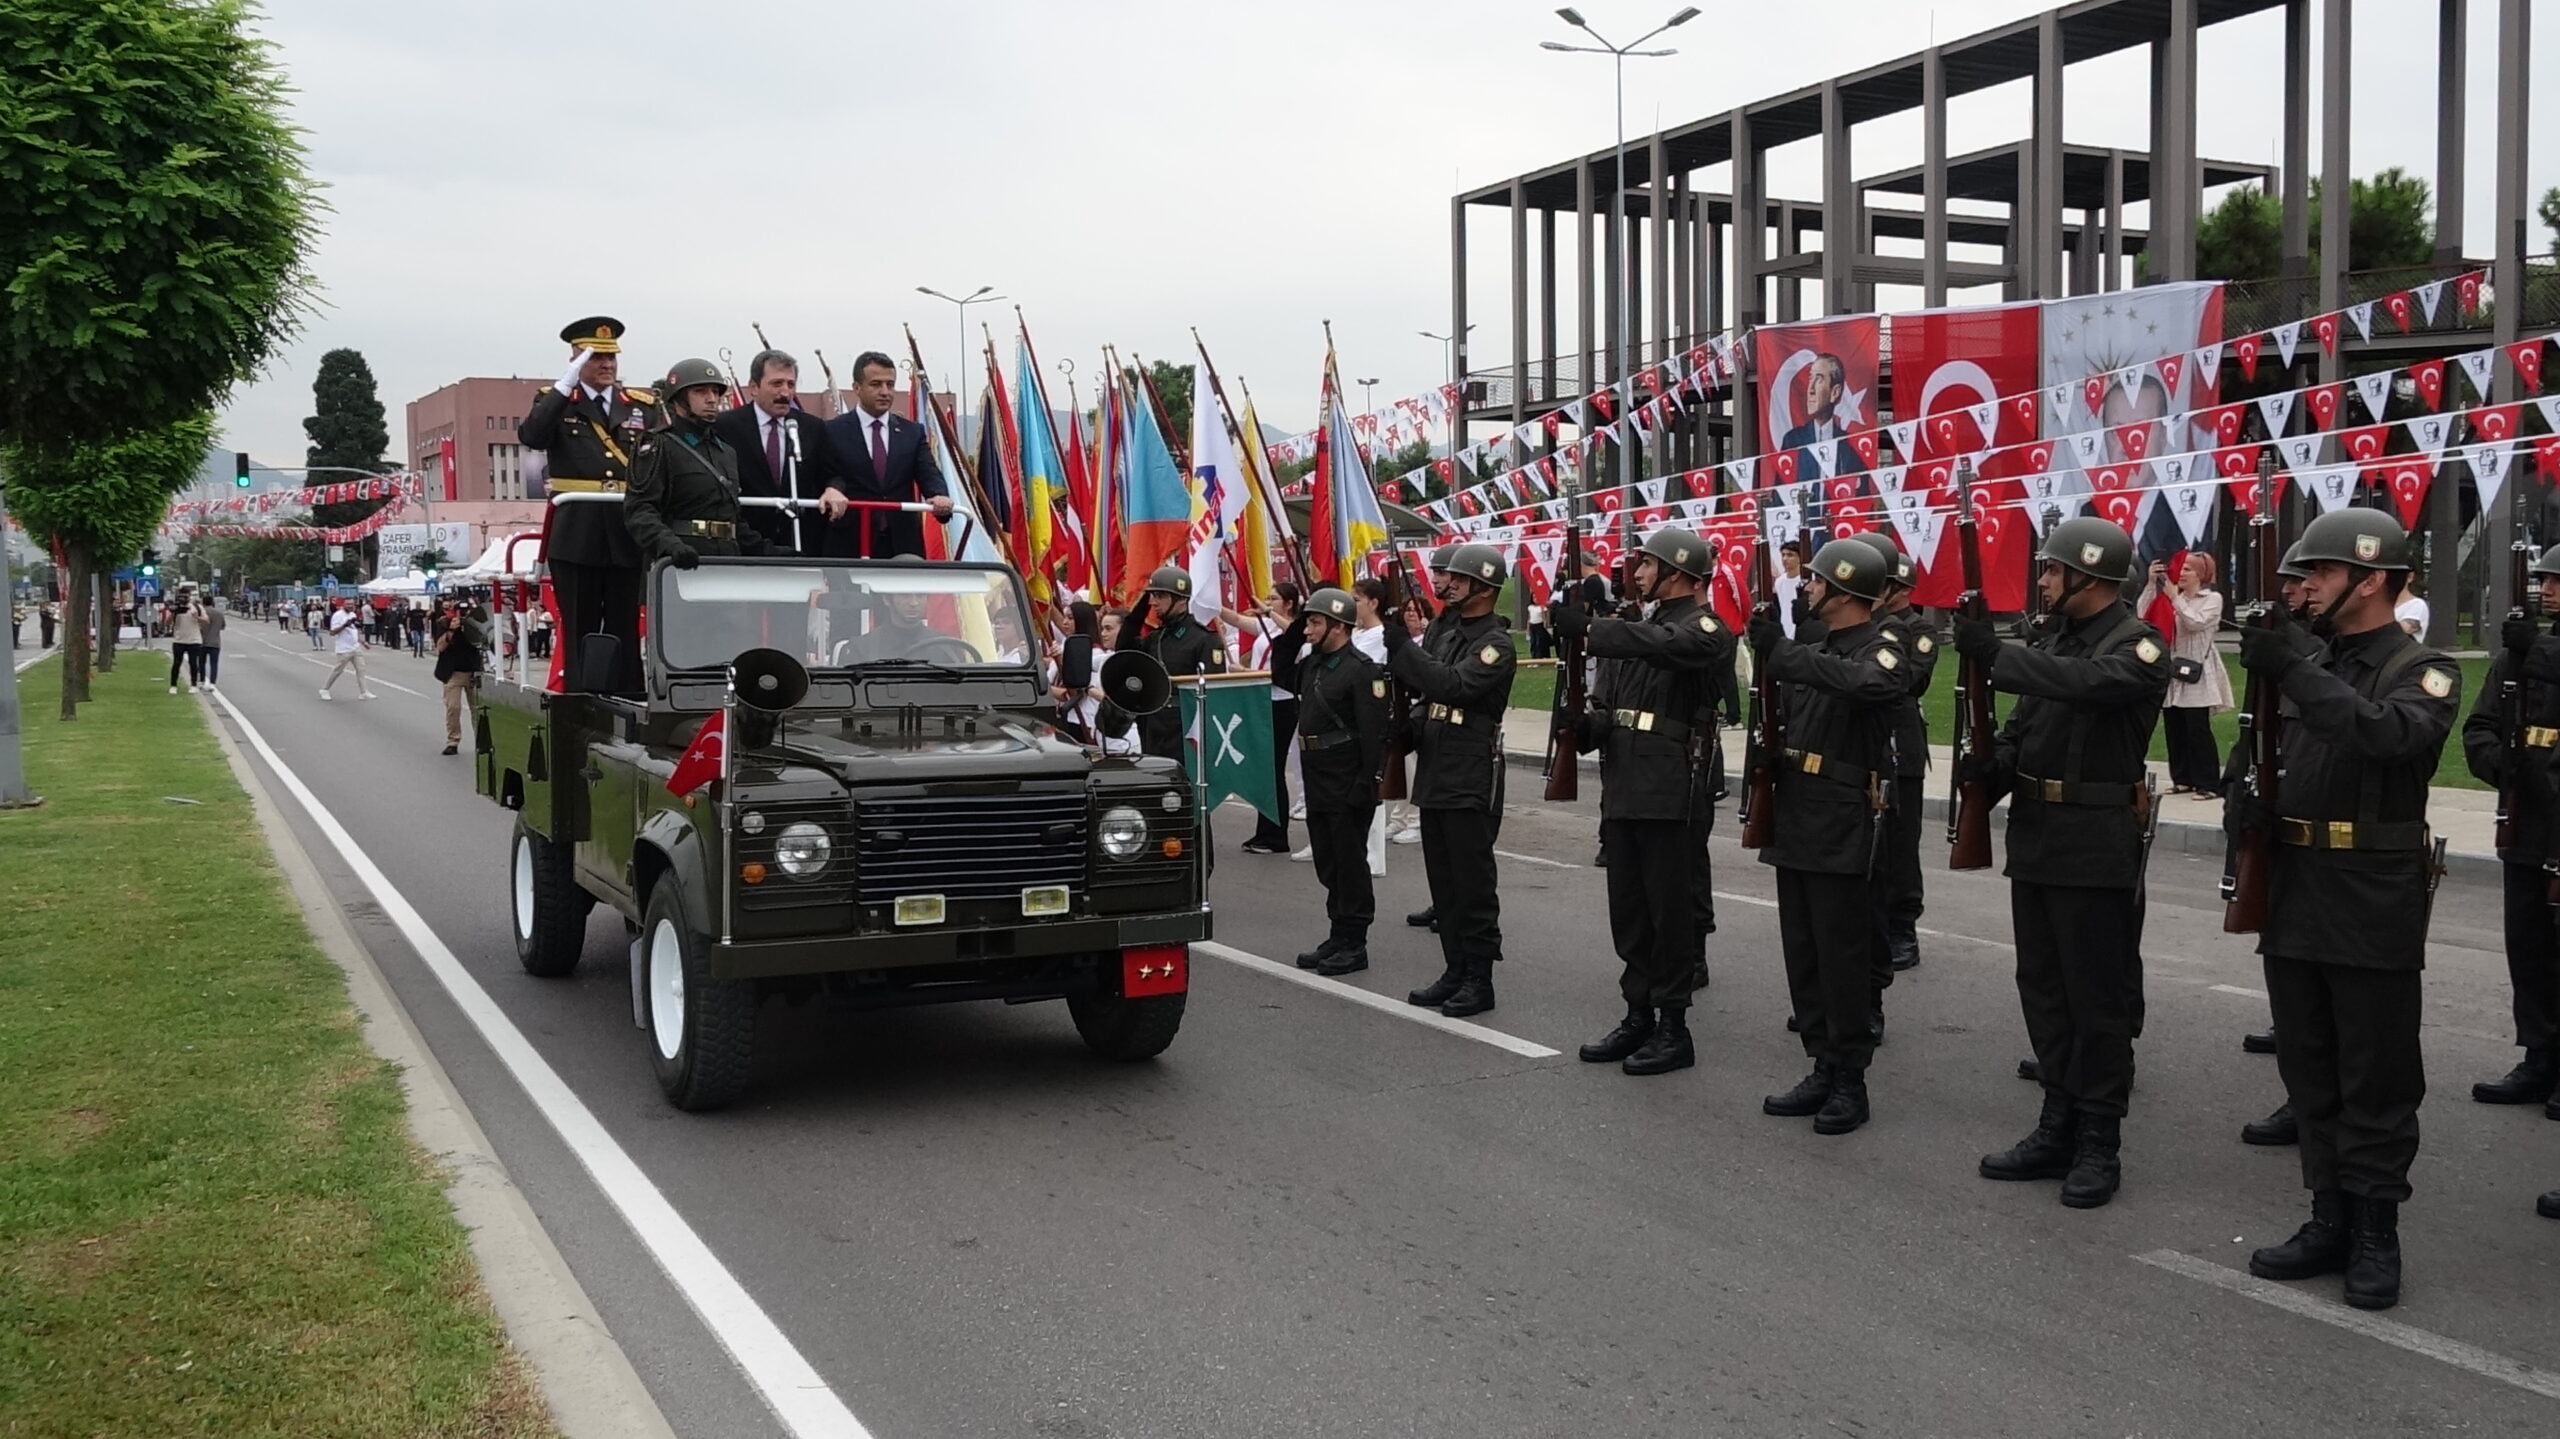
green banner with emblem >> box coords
[1176,674,1278,824]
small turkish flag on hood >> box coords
[667,712,726,797]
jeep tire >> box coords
[641,881,757,1111]
[1067,990,1186,1062]
[512,818,592,978]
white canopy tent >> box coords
[455,532,544,581]
[357,568,435,598]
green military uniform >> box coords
[1273,588,1389,975]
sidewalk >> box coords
[1499,706,2504,881]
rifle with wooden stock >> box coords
[2221,453,2282,934]
[1377,546,1435,803]
[1947,459,1996,871]
[1739,528,1781,850]
[2495,505,2531,856]
[1543,533,1587,803]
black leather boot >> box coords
[2538,1189,2560,1220]
[2547,1093,2560,1122]
[1405,963,1464,1008]
[1888,927,1921,971]
[2249,1190,2352,1280]
[1784,1012,1803,1034]
[2342,1197,2401,1310]
[1439,958,1495,1018]
[2016,1057,2042,1082]
[1578,1004,1655,1063]
[1406,905,1438,929]
[1763,1063,1835,1117]
[1980,1090,2077,1181]
[2240,1102,2298,1146]
[1621,1008,1695,1076]
[1314,942,1369,977]
[2242,1027,2278,1055]
[2471,1047,2556,1104]
[2059,1113,2122,1209]
[1813,1068,1870,1135]
[1295,937,1341,970]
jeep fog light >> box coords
[1021,885,1069,916]
[894,894,946,926]
[1097,806,1148,859]
[775,822,831,877]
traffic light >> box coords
[139,547,159,579]
[234,452,252,489]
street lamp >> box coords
[1418,326,1476,392]
[1357,377,1380,414]
[1542,7,1697,499]
[916,285,1004,399]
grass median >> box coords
[0,657,557,1437]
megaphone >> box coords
[728,646,809,714]
[1098,649,1171,716]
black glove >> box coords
[1571,709,1602,755]
[2237,614,2316,679]
[1550,601,1591,640]
[668,545,701,570]
[1380,614,1410,652]
[2504,613,2541,656]
[1956,749,2003,790]
[1952,615,2001,666]
[2222,785,2271,840]
[1747,608,1783,660]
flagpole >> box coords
[1129,353,1192,476]
[1194,331,1313,591]
[1013,309,1093,598]
[900,324,1008,567]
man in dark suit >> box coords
[710,348,842,554]
[822,350,951,559]
[518,315,652,693]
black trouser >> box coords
[2265,953,2425,1202]
[1253,698,1299,848]
[1306,802,1376,944]
[200,646,219,685]
[1420,805,1502,967]
[1776,866,1881,1071]
[550,558,643,694]
[1870,775,1925,993]
[1602,816,1703,1010]
[2499,859,2560,1050]
[2012,880,2141,1118]
[167,643,199,687]
[2163,706,2222,794]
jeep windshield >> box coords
[655,560,1039,674]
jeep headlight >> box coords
[1097,806,1149,860]
[774,821,832,877]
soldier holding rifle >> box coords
[1551,527,1736,1078]
[1951,518,2168,1210]
[1852,530,1937,985]
[2462,545,2560,1147]
[2228,510,2457,1311]
[1278,588,1390,978]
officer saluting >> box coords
[1749,537,1904,1135]
[1953,518,2168,1210]
[1276,588,1389,977]
[1853,531,1937,977]
[1552,527,1736,1076]
[2233,509,2458,1310]
[2460,544,2560,1122]
[520,317,653,693]
[625,358,777,567]
[1383,543,1518,1018]
[1124,567,1225,761]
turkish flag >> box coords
[1849,433,1879,469]
[2021,441,2055,475]
[1683,468,1716,499]
[1542,411,1563,440]
[2409,359,2445,411]
[1772,452,1799,487]
[2312,314,2340,354]
[2537,435,2560,485]
[1379,481,1403,504]
[2082,374,2109,415]
[2510,339,2547,395]
[2234,334,2262,381]
[2088,463,2141,530]
[2383,291,2414,333]
[667,712,726,797]
[1590,389,1617,421]
[2220,446,2279,514]
[1898,300,2041,610]
[1703,514,1759,631]
[1592,488,1625,517]
[1457,492,1482,516]
[2198,404,2247,448]
[2381,461,2432,527]
[2156,354,2186,395]
[2116,423,2154,461]
[2009,392,2040,436]
[2340,424,2392,464]
[2472,403,2523,445]
[2458,271,2484,317]
[2305,383,2345,430]
[1634,504,1671,532]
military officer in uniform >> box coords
[2237,539,2315,1149]
[1552,527,1735,1076]
[1383,542,1518,1018]
[1954,518,2169,1209]
[2232,510,2457,1311]
[625,358,778,568]
[1750,538,1904,1135]
[520,316,653,693]
[1854,531,1937,977]
[1124,566,1224,761]
[2461,543,2560,1123]
[1275,588,1389,977]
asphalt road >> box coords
[197,621,2560,1439]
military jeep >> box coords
[473,555,1207,1110]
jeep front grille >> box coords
[852,788,1089,904]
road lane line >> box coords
[2211,984,2270,1000]
[1193,940,1563,1059]
[247,631,429,697]
[210,691,874,1439]
[2133,1249,2560,1401]
[13,648,53,675]
[1495,848,1579,869]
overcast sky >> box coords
[215,1,2554,467]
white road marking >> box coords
[2134,1249,2560,1402]
[1194,940,1563,1059]
[12,648,53,675]
[1712,890,1777,909]
[2211,984,2270,1000]
[247,631,429,697]
[209,692,874,1439]
[1495,848,1579,869]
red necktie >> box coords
[765,416,784,485]
[870,419,888,486]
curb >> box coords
[203,702,678,1439]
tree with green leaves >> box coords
[1145,360,1196,445]
[2197,187,2285,282]
[303,348,393,580]
[2539,186,2560,254]
[2189,170,2437,282]
[5,413,217,717]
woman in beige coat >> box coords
[2143,551,2234,797]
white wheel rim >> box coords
[512,834,535,942]
[648,916,687,1062]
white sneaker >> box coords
[358,692,378,701]
[1389,825,1421,845]
[317,689,332,699]
[1290,846,1313,862]
[168,685,179,694]
[1289,803,1306,821]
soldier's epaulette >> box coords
[621,386,658,404]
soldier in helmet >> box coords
[1274,588,1389,976]
[1852,531,1937,981]
[2461,542,2560,1191]
[520,316,653,693]
[2227,509,2457,1310]
[1748,537,1906,1134]
[1951,517,2169,1210]
[625,358,779,569]
[1551,526,1736,1076]
[1124,566,1225,761]
[1383,541,1518,1017]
